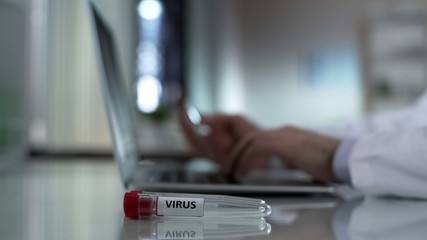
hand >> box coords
[178,105,258,167]
[226,126,341,182]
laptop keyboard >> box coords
[157,171,229,184]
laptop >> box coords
[87,0,334,195]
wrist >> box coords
[320,137,341,182]
[301,131,341,182]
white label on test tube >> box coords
[157,222,204,239]
[157,197,205,217]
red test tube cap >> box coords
[124,192,140,219]
[124,191,153,219]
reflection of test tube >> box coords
[122,217,271,240]
[124,191,272,219]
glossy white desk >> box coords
[1,159,425,240]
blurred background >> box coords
[2,0,427,164]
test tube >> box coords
[124,191,272,219]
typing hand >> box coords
[226,126,341,182]
[178,103,258,168]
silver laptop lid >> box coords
[88,1,138,188]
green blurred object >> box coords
[0,85,25,174]
[139,105,171,122]
[0,0,28,172]
[0,89,20,119]
[0,125,18,153]
[0,88,20,153]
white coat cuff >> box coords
[333,138,357,184]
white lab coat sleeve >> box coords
[349,127,427,199]
[333,138,357,183]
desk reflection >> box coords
[121,218,271,240]
[333,198,427,240]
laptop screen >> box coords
[88,1,138,188]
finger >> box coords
[177,101,207,156]
[201,114,228,126]
[178,100,195,135]
[282,158,297,169]
[202,115,257,154]
[223,131,259,177]
[235,145,270,177]
[209,132,234,164]
[200,115,235,163]
[229,115,258,139]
